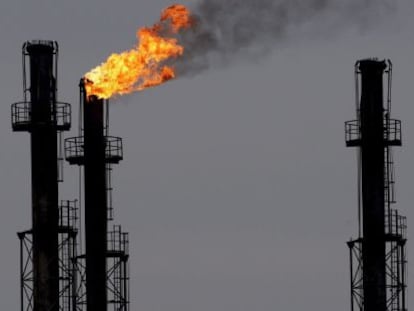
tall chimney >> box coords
[346,59,407,311]
[359,60,387,311]
[27,42,60,311]
[65,81,128,311]
[82,86,108,311]
[12,41,61,311]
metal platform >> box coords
[11,101,71,132]
[64,136,123,165]
[345,118,402,147]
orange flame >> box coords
[84,4,193,99]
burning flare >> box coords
[84,4,194,99]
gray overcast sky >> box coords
[1,0,414,310]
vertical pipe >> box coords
[123,259,128,311]
[401,243,406,310]
[359,60,387,311]
[82,85,107,311]
[349,243,354,311]
[19,234,24,311]
[397,240,401,309]
[27,42,60,311]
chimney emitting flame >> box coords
[84,4,194,99]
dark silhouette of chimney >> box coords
[346,59,406,311]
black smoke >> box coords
[174,0,394,75]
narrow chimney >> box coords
[27,42,60,311]
[82,84,108,311]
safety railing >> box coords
[385,209,407,239]
[11,101,71,131]
[384,119,402,145]
[345,118,401,146]
[108,225,129,255]
[65,136,123,165]
[59,200,78,229]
